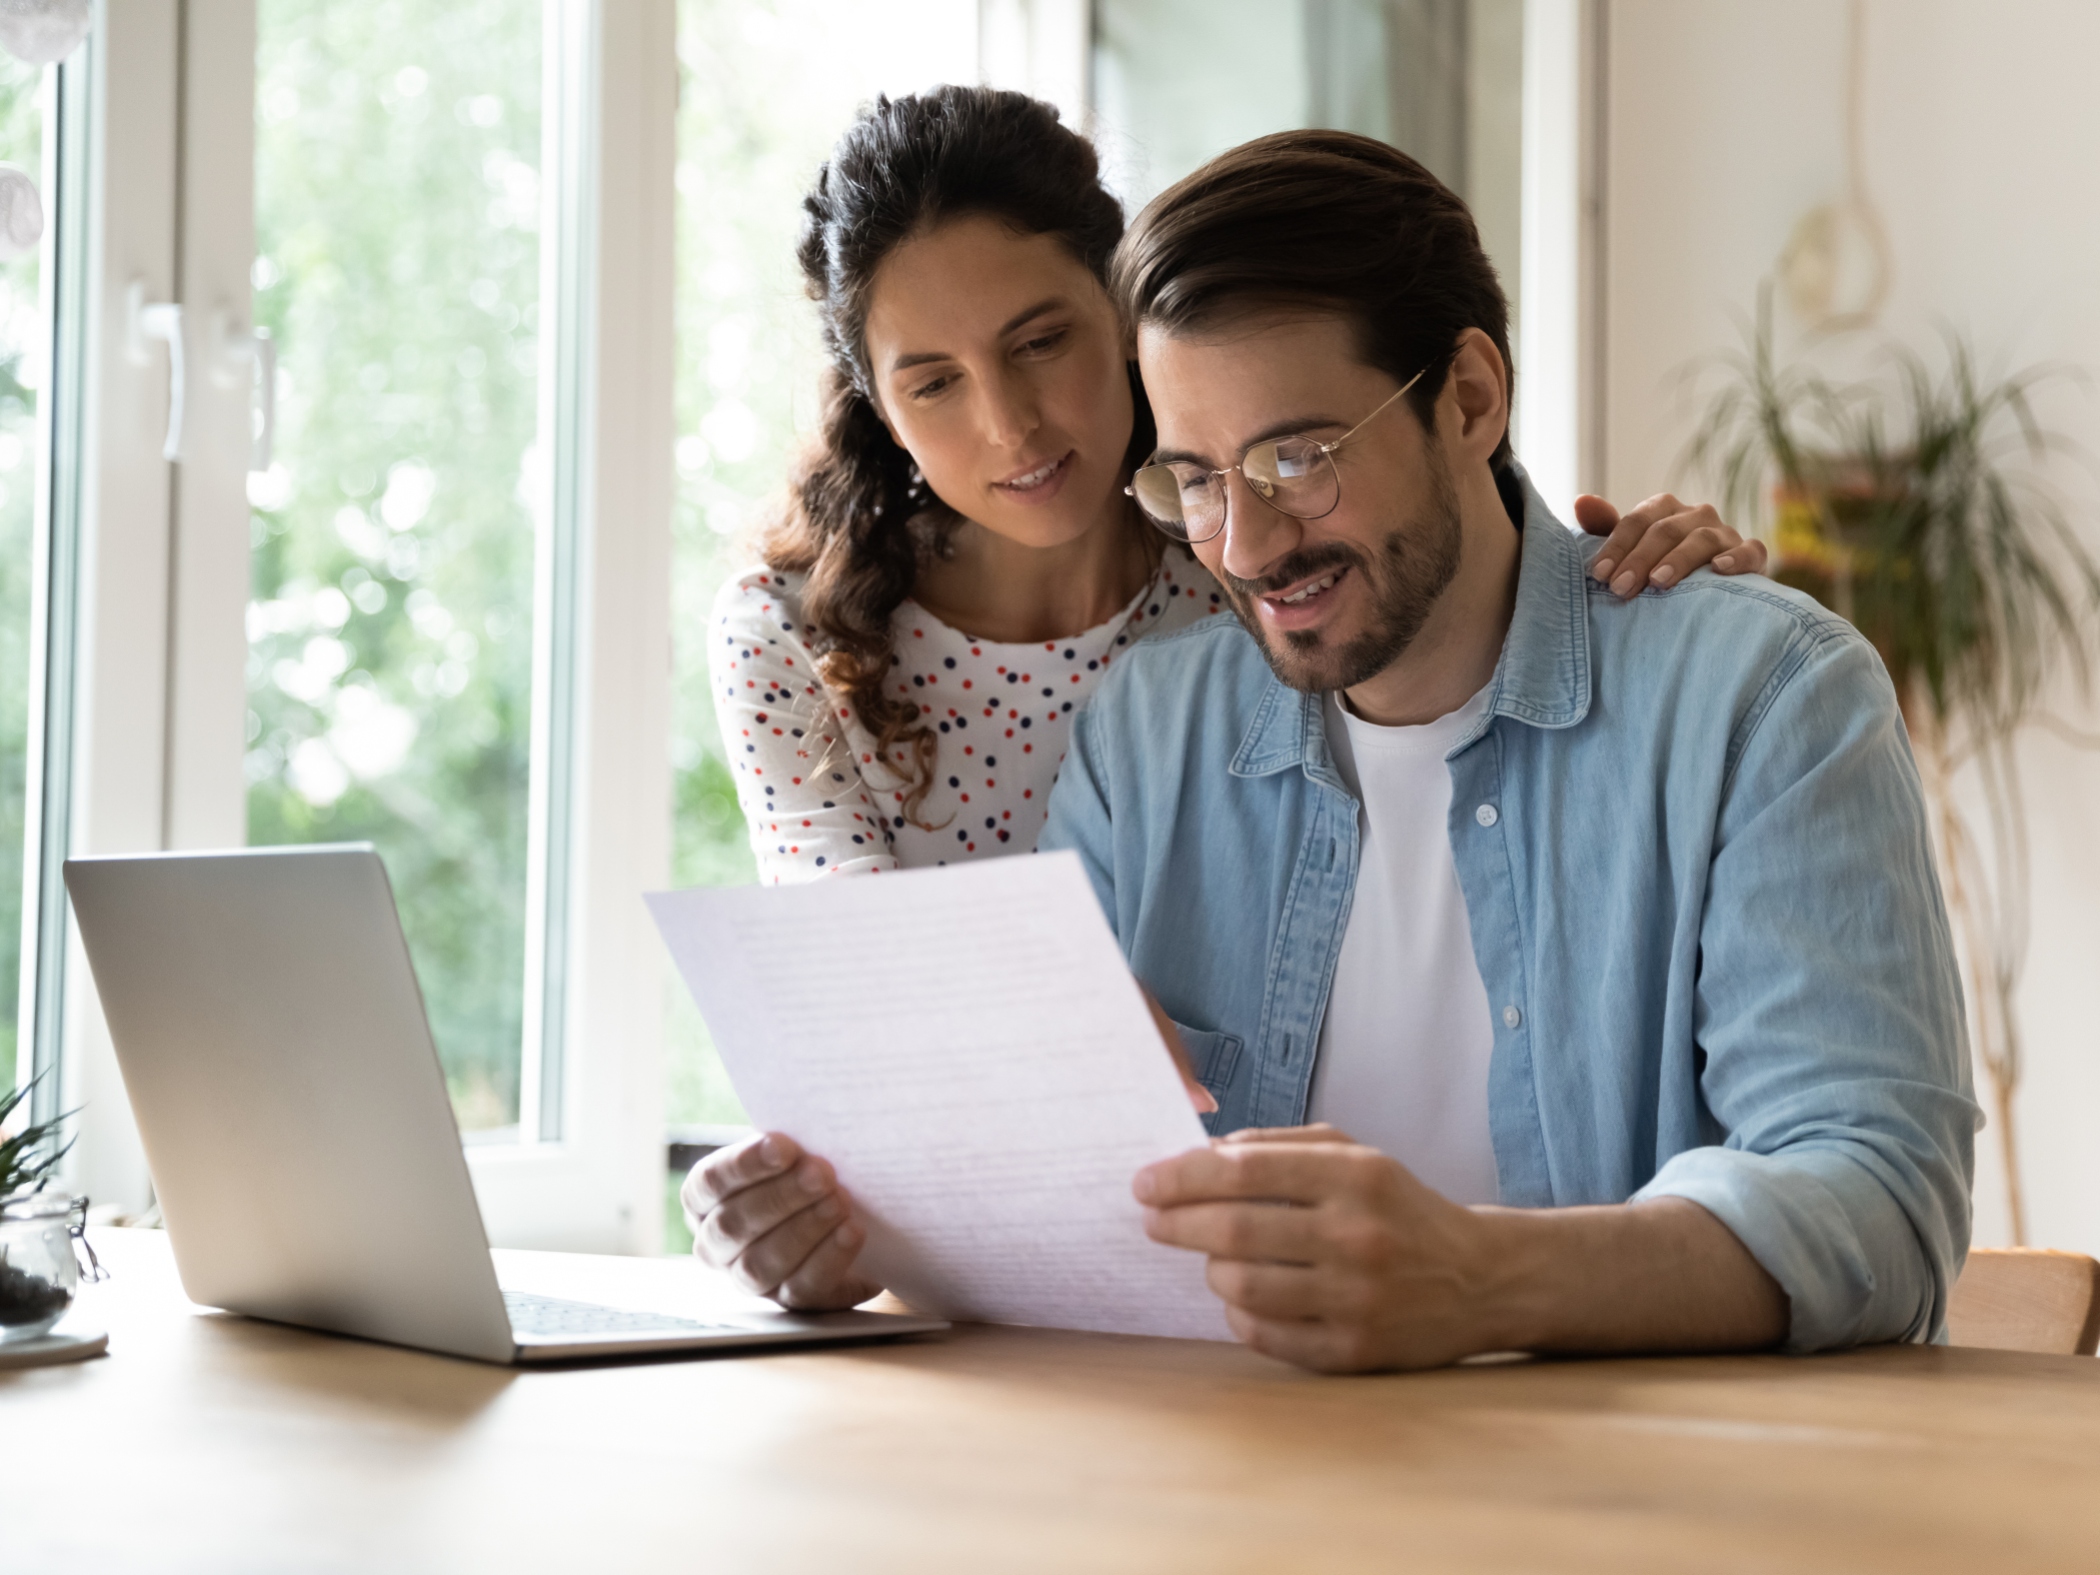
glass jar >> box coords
[0,1193,92,1343]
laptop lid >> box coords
[64,846,519,1363]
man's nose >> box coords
[1217,470,1302,585]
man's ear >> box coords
[1443,327,1510,463]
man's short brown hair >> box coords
[1111,129,1514,467]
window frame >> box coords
[39,0,675,1253]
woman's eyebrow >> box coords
[888,298,1069,374]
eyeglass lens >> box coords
[1131,437,1340,541]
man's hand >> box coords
[1575,493,1767,598]
[682,1132,882,1310]
[1135,1124,1497,1372]
[1136,1125,1789,1373]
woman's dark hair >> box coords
[1111,129,1514,467]
[761,85,1147,823]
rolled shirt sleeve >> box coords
[1634,629,1978,1351]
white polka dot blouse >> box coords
[709,554,1226,883]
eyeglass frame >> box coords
[1124,367,1427,544]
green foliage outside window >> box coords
[249,1,543,1131]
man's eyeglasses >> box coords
[1125,369,1425,544]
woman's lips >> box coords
[992,451,1074,506]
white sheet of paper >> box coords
[647,853,1232,1341]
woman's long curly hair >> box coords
[760,85,1154,824]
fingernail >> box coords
[1611,571,1637,597]
[757,1135,785,1168]
[834,1223,860,1249]
[798,1163,829,1195]
[1714,553,1736,571]
[1591,557,1615,582]
[1132,1168,1158,1204]
[813,1196,842,1225]
[1650,565,1676,587]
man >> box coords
[1027,129,1975,1371]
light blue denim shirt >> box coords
[1040,467,1978,1352]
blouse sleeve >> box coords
[707,569,901,883]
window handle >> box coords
[208,310,275,471]
[124,281,185,461]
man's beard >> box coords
[1218,442,1464,694]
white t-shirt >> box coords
[709,555,1224,882]
[1307,686,1502,1205]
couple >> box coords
[690,88,1975,1372]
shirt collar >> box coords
[1230,460,1593,781]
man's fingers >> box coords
[683,1131,801,1214]
[1219,1122,1355,1147]
[728,1190,846,1296]
[1224,1308,1378,1374]
[1143,1199,1317,1263]
[1207,1258,1329,1320]
[694,1157,837,1269]
[1135,1139,1364,1209]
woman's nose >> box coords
[977,370,1039,450]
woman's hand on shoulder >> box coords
[682,1131,883,1310]
[1574,493,1768,599]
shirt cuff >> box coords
[1632,1143,1936,1353]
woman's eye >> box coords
[1018,329,1069,356]
[910,374,956,401]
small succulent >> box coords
[0,1082,72,1202]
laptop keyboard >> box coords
[503,1290,743,1338]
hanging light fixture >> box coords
[0,0,90,67]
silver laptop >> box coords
[63,845,947,1364]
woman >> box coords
[692,86,1764,1307]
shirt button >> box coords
[1502,1004,1523,1029]
[1475,803,1499,827]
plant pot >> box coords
[0,1192,90,1342]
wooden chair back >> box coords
[1947,1248,2100,1356]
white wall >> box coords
[1602,0,2100,1252]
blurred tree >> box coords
[249,0,542,1129]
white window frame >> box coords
[44,0,674,1254]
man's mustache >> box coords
[1221,543,1367,600]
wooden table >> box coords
[11,1229,2100,1572]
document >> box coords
[647,853,1233,1341]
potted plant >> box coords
[1683,291,2100,1244]
[0,1082,98,1342]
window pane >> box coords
[1093,0,1523,314]
[0,58,46,1092]
[249,2,543,1133]
[668,0,976,1132]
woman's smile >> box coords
[993,450,1076,504]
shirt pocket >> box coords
[1170,1022,1244,1102]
